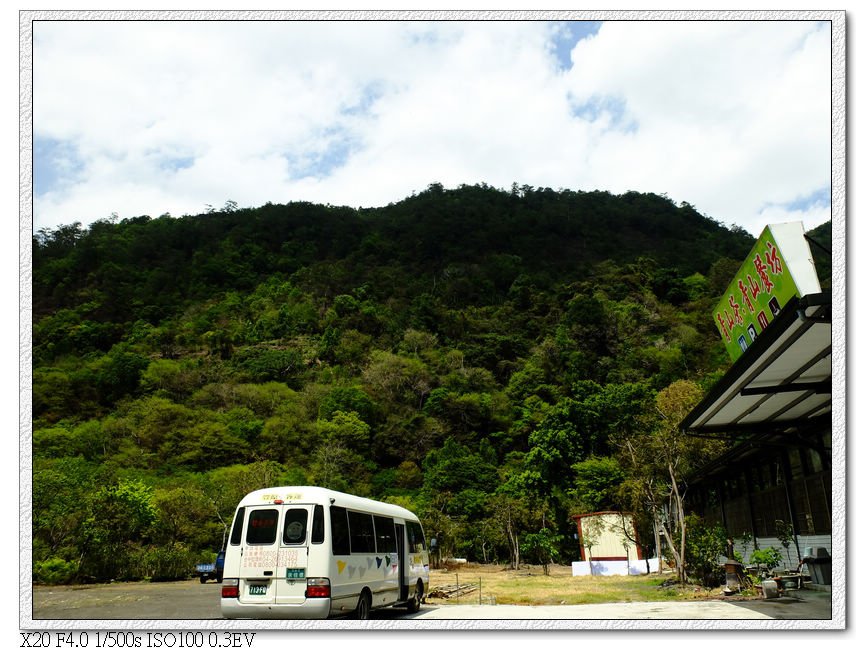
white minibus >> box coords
[220,486,430,619]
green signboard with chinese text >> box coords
[713,222,820,362]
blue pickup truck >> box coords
[195,550,225,583]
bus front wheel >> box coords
[406,581,423,613]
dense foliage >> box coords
[31,183,829,583]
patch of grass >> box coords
[427,564,730,606]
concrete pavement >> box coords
[409,586,833,621]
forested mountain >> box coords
[30,183,828,583]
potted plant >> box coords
[774,519,795,571]
[739,531,759,578]
[749,547,783,580]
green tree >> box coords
[684,515,727,587]
[615,380,725,584]
[519,381,652,501]
[89,344,150,406]
[120,396,196,462]
[362,351,433,411]
[319,386,377,423]
[79,480,157,581]
[203,461,296,539]
[395,460,423,488]
[140,358,201,400]
[33,458,102,566]
[519,403,586,496]
[774,519,796,569]
[521,527,563,575]
[422,438,498,495]
[489,455,543,570]
[308,411,374,493]
[172,420,251,470]
[316,410,371,452]
[570,456,625,512]
[152,485,217,548]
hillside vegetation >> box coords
[30,182,828,584]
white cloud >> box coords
[561,21,831,233]
[31,18,833,236]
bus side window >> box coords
[348,511,375,553]
[331,506,350,555]
[408,521,426,553]
[312,505,325,544]
[373,516,396,554]
[229,507,245,546]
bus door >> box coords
[238,506,282,604]
[274,506,312,605]
[237,505,312,605]
[395,523,408,601]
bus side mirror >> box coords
[430,538,438,551]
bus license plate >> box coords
[249,584,268,596]
[286,568,305,580]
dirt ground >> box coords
[425,562,752,606]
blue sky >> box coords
[34,137,84,197]
[30,18,832,236]
[549,21,601,71]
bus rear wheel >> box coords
[354,590,372,620]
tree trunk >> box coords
[652,508,663,574]
[669,462,688,584]
[505,512,520,569]
[657,518,684,583]
[514,533,520,569]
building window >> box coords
[805,447,824,474]
[788,448,804,481]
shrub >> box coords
[521,528,563,576]
[34,557,78,585]
[684,515,727,587]
[749,547,783,574]
[125,543,197,582]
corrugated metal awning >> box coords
[680,292,831,438]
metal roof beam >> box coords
[740,380,832,396]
